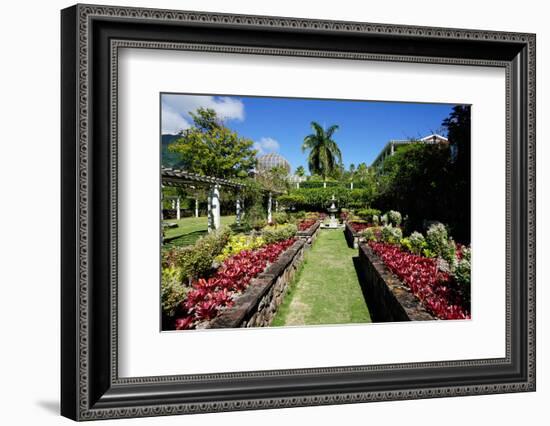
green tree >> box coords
[356,163,369,182]
[374,143,466,240]
[169,108,257,179]
[302,122,342,183]
[442,105,471,242]
[257,165,290,193]
[295,165,306,177]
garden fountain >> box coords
[325,194,340,229]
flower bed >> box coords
[296,219,321,247]
[344,221,375,249]
[297,218,317,231]
[172,238,297,330]
[367,241,470,320]
[206,238,306,328]
[348,222,374,233]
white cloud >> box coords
[161,108,191,135]
[161,94,245,134]
[253,137,280,155]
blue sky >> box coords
[161,93,457,173]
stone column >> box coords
[195,197,199,218]
[176,197,181,220]
[323,181,327,188]
[212,184,221,230]
[207,190,213,233]
[350,181,354,190]
[171,199,175,209]
[390,143,395,155]
[296,181,300,189]
[275,199,279,212]
[236,196,242,225]
[267,192,273,224]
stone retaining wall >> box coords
[206,238,306,328]
[344,221,361,249]
[296,221,321,248]
[358,243,435,322]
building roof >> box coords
[256,153,291,174]
[371,133,449,168]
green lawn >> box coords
[272,230,372,326]
[163,215,236,248]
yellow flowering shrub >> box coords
[215,234,266,263]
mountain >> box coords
[161,134,184,168]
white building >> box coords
[370,133,449,170]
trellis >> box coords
[161,168,279,232]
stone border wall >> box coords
[344,221,361,249]
[296,221,321,248]
[358,243,435,322]
[206,238,306,328]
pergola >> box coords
[161,168,280,232]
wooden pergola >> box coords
[161,168,280,232]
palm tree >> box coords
[295,165,306,177]
[302,122,342,187]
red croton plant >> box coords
[349,222,374,233]
[297,219,317,231]
[174,238,296,330]
[368,241,470,320]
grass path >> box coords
[163,215,236,248]
[272,230,372,326]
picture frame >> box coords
[61,3,536,421]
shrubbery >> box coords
[271,211,289,225]
[407,231,427,255]
[360,226,382,242]
[454,246,471,300]
[261,223,298,244]
[356,208,381,222]
[161,266,188,317]
[387,210,402,226]
[381,225,402,244]
[163,227,231,284]
[215,234,266,263]
[426,223,456,268]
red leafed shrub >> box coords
[174,238,296,329]
[349,222,374,234]
[368,241,470,320]
[298,219,317,231]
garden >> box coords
[160,99,472,330]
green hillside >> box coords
[161,134,184,168]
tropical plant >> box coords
[369,241,470,319]
[408,231,427,255]
[360,226,382,242]
[215,234,266,263]
[387,210,402,226]
[454,246,471,300]
[295,165,306,177]
[302,121,342,183]
[381,224,403,244]
[173,238,296,329]
[426,223,457,269]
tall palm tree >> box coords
[302,122,342,185]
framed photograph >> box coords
[61,4,536,421]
